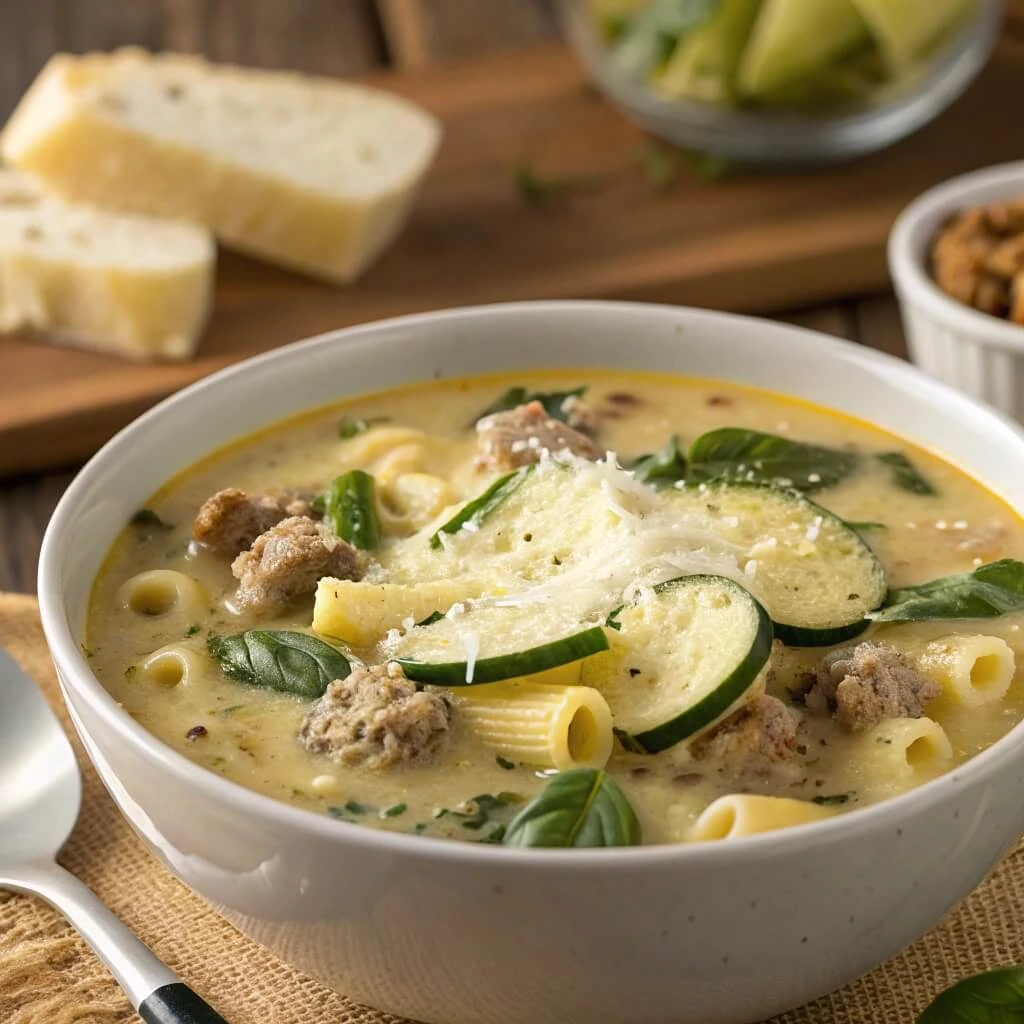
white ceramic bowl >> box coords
[890,160,1024,420]
[38,301,1024,1024]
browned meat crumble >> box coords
[192,487,319,557]
[475,400,604,470]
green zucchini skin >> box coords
[614,575,774,754]
[396,624,609,686]
[429,466,533,550]
[671,480,887,648]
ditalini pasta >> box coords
[116,569,206,620]
[86,370,1024,847]
[453,679,613,771]
[689,795,840,841]
[908,634,1015,707]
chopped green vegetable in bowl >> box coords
[558,0,1002,163]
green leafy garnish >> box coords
[416,611,445,627]
[873,560,1024,623]
[514,165,595,208]
[442,792,523,830]
[322,469,381,551]
[811,793,851,806]
[184,624,201,637]
[876,452,937,496]
[496,755,516,770]
[845,520,887,533]
[474,386,587,424]
[918,964,1024,1022]
[130,508,172,531]
[687,427,859,493]
[628,434,687,486]
[429,466,533,550]
[338,416,388,440]
[381,802,407,819]
[344,800,370,815]
[502,769,642,848]
[207,630,350,699]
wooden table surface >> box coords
[0,295,906,595]
[0,0,917,595]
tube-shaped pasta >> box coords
[455,681,612,771]
[856,717,953,781]
[116,570,206,621]
[313,577,489,646]
[136,644,207,688]
[907,634,1015,708]
[378,472,456,533]
[689,794,840,842]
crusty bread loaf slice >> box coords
[0,169,214,360]
[1,50,442,284]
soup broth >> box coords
[87,371,1024,846]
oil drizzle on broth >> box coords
[87,371,1024,845]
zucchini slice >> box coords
[668,482,887,646]
[384,603,609,686]
[581,575,772,753]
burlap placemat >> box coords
[3,593,1024,1024]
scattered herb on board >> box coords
[918,963,1024,1022]
[130,508,173,531]
[338,416,389,440]
[496,755,516,770]
[502,769,642,848]
[638,142,678,190]
[872,559,1024,622]
[811,793,851,806]
[514,164,596,207]
[207,630,350,699]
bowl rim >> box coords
[889,159,1024,352]
[38,298,1024,869]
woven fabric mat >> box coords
[3,593,1024,1024]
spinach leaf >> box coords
[918,964,1024,1022]
[323,469,381,550]
[437,792,522,830]
[502,769,641,848]
[687,428,859,493]
[130,508,173,531]
[473,386,587,425]
[877,452,937,496]
[207,630,350,699]
[873,560,1024,622]
[628,435,687,487]
[429,466,532,549]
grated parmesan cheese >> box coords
[462,629,480,683]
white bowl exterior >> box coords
[890,160,1024,420]
[39,302,1024,1024]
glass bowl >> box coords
[556,0,1004,165]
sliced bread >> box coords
[1,49,442,284]
[0,170,214,360]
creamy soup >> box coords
[87,372,1024,847]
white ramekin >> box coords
[37,302,1024,1024]
[889,160,1024,420]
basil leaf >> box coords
[323,469,381,550]
[207,630,350,699]
[877,452,937,496]
[687,428,859,493]
[918,964,1024,1022]
[629,435,687,487]
[872,559,1024,622]
[473,386,587,425]
[502,769,641,848]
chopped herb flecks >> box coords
[338,416,389,440]
[381,802,408,819]
[811,793,851,806]
[496,755,516,770]
[130,508,173,531]
[184,624,201,637]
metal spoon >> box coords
[0,649,230,1023]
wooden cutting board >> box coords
[5,38,1024,478]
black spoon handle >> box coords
[139,983,231,1024]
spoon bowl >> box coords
[0,648,230,1023]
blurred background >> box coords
[3,0,1024,592]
